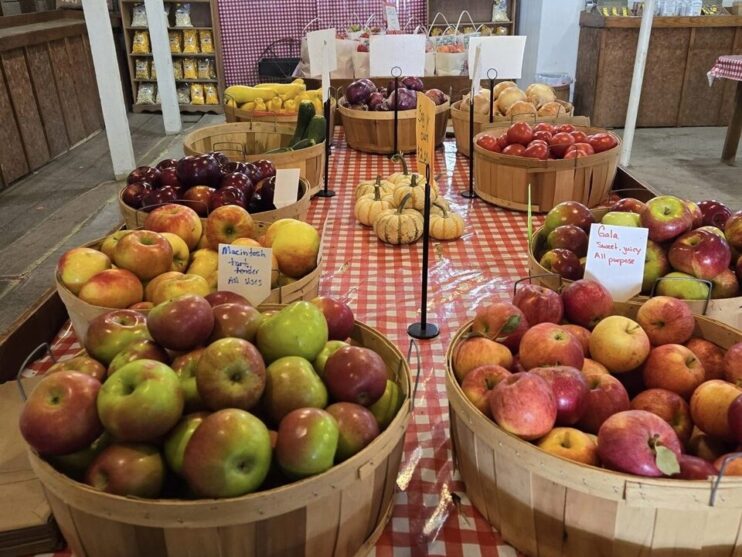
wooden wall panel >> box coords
[573,27,601,122]
[81,35,104,126]
[594,29,636,127]
[47,38,87,145]
[1,48,50,170]
[66,35,102,135]
[24,43,69,158]
[0,68,28,186]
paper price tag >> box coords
[273,168,301,209]
[467,36,527,80]
[217,244,272,306]
[385,1,400,31]
[416,92,436,180]
[307,28,337,77]
[584,224,648,302]
[369,34,425,77]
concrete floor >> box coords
[0,118,738,341]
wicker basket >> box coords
[29,314,411,557]
[224,100,336,131]
[338,101,450,155]
[56,220,324,341]
[450,100,583,157]
[182,121,325,196]
[447,303,742,557]
[473,125,620,213]
[118,178,311,229]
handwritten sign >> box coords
[217,244,272,306]
[584,224,648,301]
[384,1,400,31]
[369,34,425,76]
[467,36,527,80]
[273,168,301,209]
[416,92,436,182]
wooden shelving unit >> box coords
[427,0,518,35]
[119,0,225,114]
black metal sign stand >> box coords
[315,87,335,198]
[391,66,402,157]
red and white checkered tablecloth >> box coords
[26,132,538,557]
[708,55,742,83]
[216,0,426,86]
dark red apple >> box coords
[121,181,152,209]
[544,201,595,233]
[141,185,178,212]
[209,151,229,168]
[611,197,647,214]
[256,177,276,209]
[159,166,181,189]
[672,454,718,480]
[221,161,249,174]
[729,395,742,444]
[578,373,630,434]
[324,346,387,406]
[326,402,380,461]
[208,186,245,211]
[127,166,160,186]
[205,291,251,307]
[641,195,694,243]
[668,229,732,281]
[631,388,693,444]
[156,158,178,170]
[180,185,215,216]
[311,296,354,341]
[547,225,589,258]
[221,172,256,202]
[147,294,215,352]
[512,283,564,325]
[539,248,582,280]
[176,154,222,189]
[698,199,732,230]
[85,443,164,498]
[210,303,263,342]
[561,279,614,329]
[530,366,589,426]
[251,159,276,182]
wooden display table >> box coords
[574,12,742,128]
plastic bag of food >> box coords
[183,29,199,53]
[190,83,205,105]
[136,83,156,104]
[197,59,210,79]
[135,58,149,79]
[174,3,192,27]
[435,35,466,76]
[169,31,182,53]
[182,57,197,79]
[204,84,218,105]
[132,31,150,54]
[150,61,156,80]
[492,0,509,22]
[131,3,147,26]
[209,59,216,79]
[177,84,190,104]
[172,59,183,80]
[199,30,214,53]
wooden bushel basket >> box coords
[338,101,450,155]
[28,315,412,557]
[118,178,312,229]
[182,121,325,196]
[450,100,582,157]
[447,303,742,557]
[473,125,620,213]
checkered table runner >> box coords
[708,55,742,83]
[27,133,535,557]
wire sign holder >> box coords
[391,65,402,157]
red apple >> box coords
[548,133,576,159]
[181,186,215,216]
[512,283,564,325]
[19,371,102,455]
[643,344,705,399]
[84,309,150,365]
[725,343,742,385]
[562,324,590,356]
[159,166,180,190]
[147,294,215,352]
[531,366,589,426]
[537,427,599,466]
[641,195,693,243]
[209,186,246,211]
[672,454,719,480]
[471,301,529,352]
[143,203,203,250]
[636,296,696,346]
[324,346,387,406]
[727,395,742,444]
[668,229,732,280]
[112,230,173,281]
[724,210,742,251]
[86,443,165,498]
[543,201,594,233]
[589,315,651,373]
[518,323,585,371]
[311,296,355,341]
[107,339,170,377]
[539,248,582,280]
[57,247,112,295]
[171,348,205,412]
[127,165,160,186]
[47,354,106,382]
[210,303,263,343]
[121,181,152,209]
[452,336,513,381]
[196,338,266,411]
[176,154,222,189]
[631,388,693,444]
[77,268,144,309]
[326,402,380,462]
[489,372,557,440]
[711,268,739,299]
[611,197,647,214]
[141,185,178,210]
[205,290,251,307]
[686,200,703,229]
[578,373,631,434]
[690,380,742,442]
[561,279,614,329]
[598,410,682,477]
[547,225,589,257]
[685,338,726,381]
[460,364,511,417]
[697,199,732,230]
[205,204,255,248]
[276,408,339,479]
[263,356,328,423]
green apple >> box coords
[642,240,671,293]
[48,432,111,480]
[369,380,404,429]
[97,359,184,442]
[171,348,206,412]
[656,271,710,300]
[182,409,272,498]
[263,356,328,424]
[313,340,349,377]
[256,301,328,363]
[601,211,641,228]
[164,412,208,476]
[108,339,170,377]
[276,408,339,479]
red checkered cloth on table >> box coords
[215,0,426,86]
[708,54,742,82]
[27,134,532,557]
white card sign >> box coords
[217,244,272,306]
[369,34,425,77]
[584,224,648,302]
[467,36,527,80]
[471,43,482,96]
[273,168,301,209]
[307,28,337,77]
[385,2,400,31]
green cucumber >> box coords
[303,115,327,143]
[290,138,316,150]
[264,146,293,154]
[290,100,316,145]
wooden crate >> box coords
[29,316,411,557]
[450,100,583,157]
[118,177,312,229]
[473,125,620,212]
[338,101,450,155]
[447,304,742,557]
[182,121,325,196]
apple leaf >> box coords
[655,445,680,476]
[498,314,522,336]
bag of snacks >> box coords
[135,58,150,79]
[132,31,150,54]
[174,3,192,27]
[182,58,197,79]
[173,59,183,79]
[190,83,205,105]
[197,59,211,79]
[435,34,466,76]
[183,29,199,53]
[136,83,156,104]
[177,84,190,104]
[150,61,156,80]
[199,30,214,53]
[131,3,147,26]
[204,84,218,104]
[169,31,182,53]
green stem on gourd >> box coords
[391,153,409,176]
[397,193,413,213]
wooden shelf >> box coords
[134,78,218,83]
[129,52,215,57]
[128,26,214,30]
[132,103,223,113]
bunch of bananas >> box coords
[224,79,324,114]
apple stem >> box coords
[648,434,661,453]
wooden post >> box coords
[81,0,136,179]
[721,81,742,165]
[144,0,181,134]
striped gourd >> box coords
[354,176,395,200]
[354,184,393,227]
[373,194,424,245]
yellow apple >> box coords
[196,231,210,250]
[232,238,262,248]
[204,205,254,248]
[161,232,190,273]
[272,221,320,278]
[145,271,184,302]
[100,230,133,259]
[151,274,210,305]
[537,427,599,466]
[263,218,297,247]
[78,268,143,308]
[57,247,112,295]
[143,204,203,250]
[187,248,219,290]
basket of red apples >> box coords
[337,77,450,154]
[21,298,411,557]
[528,197,742,328]
[56,205,325,341]
[447,280,742,556]
[119,155,310,229]
[473,122,620,212]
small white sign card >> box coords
[273,168,301,209]
[384,1,400,31]
[369,34,425,77]
[217,244,272,306]
[467,36,527,81]
[584,224,649,302]
[471,43,482,96]
[307,28,337,101]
